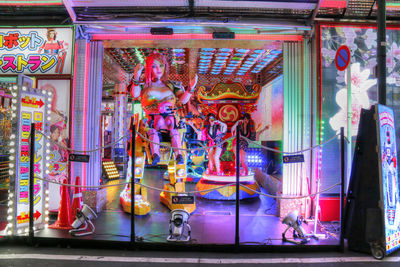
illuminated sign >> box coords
[377,104,400,254]
[101,102,114,112]
[0,27,73,75]
[0,1,63,5]
[7,75,51,235]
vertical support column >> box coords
[340,127,345,252]
[130,124,136,247]
[235,129,240,251]
[72,39,103,190]
[377,0,386,105]
[280,40,312,218]
[113,83,127,165]
[302,39,312,219]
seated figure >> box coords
[127,53,197,165]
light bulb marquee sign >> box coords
[7,75,51,235]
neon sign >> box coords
[7,75,52,235]
[0,28,73,75]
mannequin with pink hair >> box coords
[127,53,197,165]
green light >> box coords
[134,48,145,65]
[387,3,400,7]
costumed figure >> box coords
[128,53,197,165]
[203,114,227,175]
[50,122,69,163]
[382,128,398,227]
[231,113,257,176]
[38,28,68,73]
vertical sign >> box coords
[7,75,51,235]
[377,104,400,254]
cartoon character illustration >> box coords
[38,28,68,74]
[50,122,68,162]
[382,128,398,226]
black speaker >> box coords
[344,107,380,253]
[150,27,173,35]
[261,140,282,175]
[212,32,235,39]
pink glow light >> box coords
[320,0,347,8]
[70,40,78,187]
[91,33,302,41]
[82,41,89,188]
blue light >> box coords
[253,49,264,54]
[216,53,230,57]
[236,49,249,53]
[200,56,213,60]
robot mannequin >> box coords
[127,53,197,165]
[231,113,256,175]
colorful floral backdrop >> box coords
[320,24,400,192]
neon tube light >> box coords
[82,41,89,188]
[0,0,62,5]
[319,0,347,8]
[91,33,302,41]
[70,39,78,187]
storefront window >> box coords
[320,24,400,192]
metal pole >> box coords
[340,127,345,252]
[29,123,35,245]
[377,0,386,105]
[346,66,352,191]
[130,124,136,247]
[235,129,240,251]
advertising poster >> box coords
[0,27,73,75]
[377,104,400,254]
[37,79,70,211]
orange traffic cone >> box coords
[71,176,83,219]
[49,178,73,229]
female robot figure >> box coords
[231,113,258,175]
[38,28,67,73]
[203,114,227,175]
[127,53,197,165]
[50,122,69,162]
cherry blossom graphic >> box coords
[329,63,377,136]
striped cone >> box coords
[49,178,72,229]
[71,176,83,220]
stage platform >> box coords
[34,169,340,247]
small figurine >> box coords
[231,113,264,175]
[203,114,227,175]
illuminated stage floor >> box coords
[35,169,339,247]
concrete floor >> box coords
[31,169,339,247]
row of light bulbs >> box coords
[7,83,52,236]
[103,161,120,179]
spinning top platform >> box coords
[195,173,260,200]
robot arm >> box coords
[128,64,144,98]
[177,74,198,104]
[231,120,241,136]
